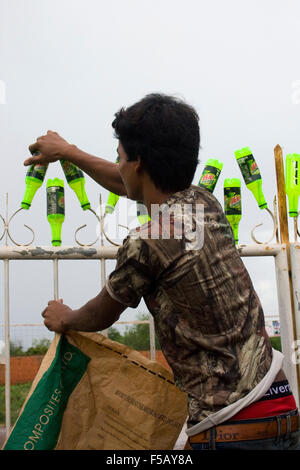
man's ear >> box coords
[135,155,143,174]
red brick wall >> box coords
[0,351,172,385]
[139,350,172,373]
[0,356,44,385]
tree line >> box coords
[107,313,161,350]
[9,313,161,356]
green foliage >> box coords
[10,341,25,356]
[107,327,124,343]
[25,338,51,355]
[108,313,161,350]
[10,338,51,356]
[0,382,32,425]
[270,336,282,352]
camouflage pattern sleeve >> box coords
[106,234,158,308]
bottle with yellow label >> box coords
[285,153,300,217]
[60,160,90,210]
[21,151,48,209]
[224,178,242,244]
[235,147,267,209]
[198,159,223,193]
[47,178,65,246]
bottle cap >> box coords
[235,147,252,159]
[224,178,241,188]
[47,178,64,189]
[205,158,223,171]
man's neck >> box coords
[142,185,175,215]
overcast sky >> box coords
[1,0,300,345]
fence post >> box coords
[274,145,300,403]
[149,315,156,361]
[275,245,300,406]
[4,194,11,438]
[289,243,300,401]
[4,258,11,438]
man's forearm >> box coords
[62,144,127,196]
[63,288,125,333]
[68,306,113,332]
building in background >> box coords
[265,314,280,336]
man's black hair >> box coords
[112,93,200,192]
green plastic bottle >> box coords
[198,159,223,193]
[21,151,48,209]
[105,192,120,214]
[285,153,300,217]
[105,156,120,214]
[136,200,151,224]
[224,178,242,244]
[60,160,90,210]
[47,178,65,246]
[235,147,267,209]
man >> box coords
[24,93,299,450]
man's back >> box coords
[107,185,273,428]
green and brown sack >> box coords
[2,331,187,450]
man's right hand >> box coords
[24,130,72,166]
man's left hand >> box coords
[42,299,73,333]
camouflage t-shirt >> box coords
[106,185,273,428]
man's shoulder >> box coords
[166,184,222,210]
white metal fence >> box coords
[0,245,156,437]
[1,242,300,441]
